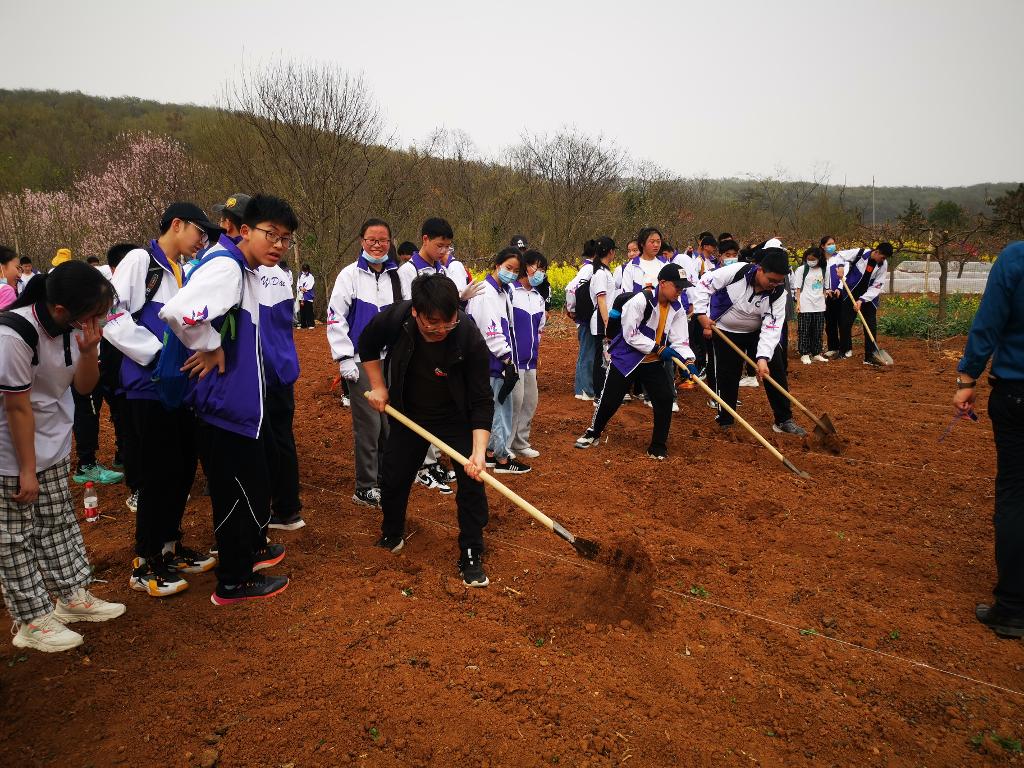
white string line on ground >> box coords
[299,479,1023,700]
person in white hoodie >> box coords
[575,262,696,460]
[327,218,402,508]
[693,246,806,436]
[836,242,893,364]
[467,247,531,474]
[296,265,315,329]
[565,239,597,400]
[509,250,548,459]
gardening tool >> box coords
[366,394,600,560]
[709,325,839,442]
[671,359,811,479]
[841,278,895,366]
[938,410,979,443]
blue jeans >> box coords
[574,323,596,396]
[488,377,515,460]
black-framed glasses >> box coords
[254,226,295,248]
[362,237,391,247]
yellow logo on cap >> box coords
[226,197,237,209]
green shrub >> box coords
[878,295,980,338]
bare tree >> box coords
[203,60,390,310]
[505,129,626,259]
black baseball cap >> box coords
[212,193,252,220]
[510,235,528,250]
[160,203,223,243]
[657,262,691,289]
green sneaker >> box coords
[72,463,124,485]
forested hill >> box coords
[1,88,1017,221]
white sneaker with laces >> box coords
[812,354,829,363]
[574,393,594,401]
[125,492,138,514]
[341,395,351,408]
[54,587,127,623]
[800,355,812,365]
[516,447,541,459]
[739,376,760,388]
[823,350,837,359]
[12,612,84,652]
[841,351,853,359]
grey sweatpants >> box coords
[509,368,539,453]
[349,363,389,492]
[0,457,91,623]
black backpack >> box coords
[731,263,786,304]
[0,310,72,367]
[605,288,654,340]
[574,277,595,324]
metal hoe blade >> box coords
[872,348,895,366]
[552,521,600,560]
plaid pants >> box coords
[797,311,826,356]
[0,456,92,622]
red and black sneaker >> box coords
[210,573,289,606]
[253,542,286,571]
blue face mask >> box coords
[363,250,388,265]
[529,270,546,287]
[723,257,738,266]
[825,244,837,255]
[498,268,518,285]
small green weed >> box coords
[689,585,709,598]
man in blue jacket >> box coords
[954,240,1024,637]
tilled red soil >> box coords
[2,315,1023,767]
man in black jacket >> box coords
[359,274,495,587]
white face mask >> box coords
[807,259,819,267]
[723,257,737,266]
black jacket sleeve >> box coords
[461,317,495,432]
[358,300,412,362]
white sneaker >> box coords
[622,393,632,402]
[812,354,828,362]
[671,402,679,413]
[800,355,812,365]
[739,376,760,388]
[574,393,594,401]
[341,395,351,408]
[54,587,127,623]
[841,351,853,359]
[12,612,84,652]
[125,492,138,514]
[823,350,837,359]
[516,447,541,459]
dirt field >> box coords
[2,314,1022,767]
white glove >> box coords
[340,358,360,381]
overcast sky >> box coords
[2,0,1022,187]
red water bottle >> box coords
[84,482,99,523]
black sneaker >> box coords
[269,512,306,530]
[415,465,452,494]
[210,573,289,606]
[444,468,457,485]
[427,463,454,493]
[772,419,807,437]
[254,542,286,571]
[459,548,489,588]
[493,458,531,474]
[976,603,1024,638]
[575,429,598,449]
[165,545,216,574]
[129,556,189,597]
[375,534,405,553]
[352,488,381,507]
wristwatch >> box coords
[956,376,976,389]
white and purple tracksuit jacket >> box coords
[258,263,300,388]
[326,253,401,363]
[511,283,546,370]
[608,287,693,377]
[467,274,516,377]
[693,261,786,361]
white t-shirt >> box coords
[638,258,663,288]
[0,305,80,474]
[796,264,827,313]
[445,260,471,294]
[589,267,617,336]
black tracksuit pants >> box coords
[591,334,607,399]
[72,387,104,469]
[128,398,198,559]
[688,315,707,372]
[199,421,270,585]
[299,301,315,329]
[824,295,842,352]
[380,419,488,553]
[839,299,879,360]
[989,380,1024,614]
[712,330,792,427]
[591,360,674,456]
[262,383,302,521]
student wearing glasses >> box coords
[327,218,402,509]
[360,274,495,587]
[105,203,223,598]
